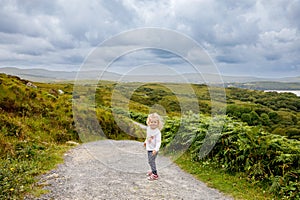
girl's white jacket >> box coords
[145,127,161,152]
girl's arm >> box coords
[154,132,161,152]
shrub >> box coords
[162,113,300,199]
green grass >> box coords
[174,153,276,200]
[29,144,74,197]
[0,144,73,199]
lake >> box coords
[264,90,300,97]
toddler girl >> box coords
[144,113,163,181]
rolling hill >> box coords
[1,67,299,86]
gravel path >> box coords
[26,140,233,200]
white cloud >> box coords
[0,0,299,77]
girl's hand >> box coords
[152,150,157,155]
[143,142,146,148]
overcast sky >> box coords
[0,0,300,78]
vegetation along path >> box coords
[26,140,233,200]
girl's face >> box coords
[149,118,159,129]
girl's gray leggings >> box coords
[147,151,158,175]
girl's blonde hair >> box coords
[146,113,164,130]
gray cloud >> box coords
[0,0,299,77]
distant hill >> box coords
[224,81,300,90]
[0,67,299,86]
[0,67,120,82]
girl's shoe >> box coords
[146,170,152,176]
[147,174,158,181]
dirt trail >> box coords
[26,140,233,200]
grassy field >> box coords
[0,73,299,199]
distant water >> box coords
[264,90,300,97]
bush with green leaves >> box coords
[162,112,300,199]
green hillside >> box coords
[226,87,300,140]
[1,73,299,199]
[99,82,300,140]
[0,74,141,199]
[0,74,78,199]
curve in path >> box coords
[28,140,233,200]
